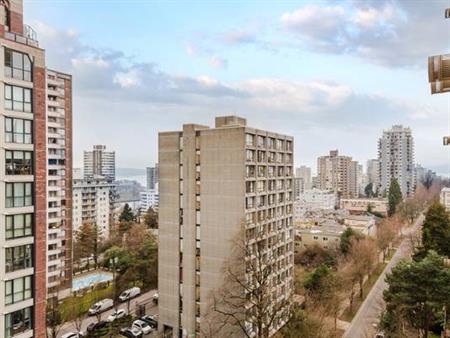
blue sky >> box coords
[24,0,450,175]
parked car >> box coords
[88,298,114,316]
[132,319,152,335]
[61,332,83,338]
[107,308,126,322]
[86,320,108,333]
[140,314,158,328]
[119,286,141,302]
[152,292,159,304]
[120,327,143,338]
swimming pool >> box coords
[72,272,113,291]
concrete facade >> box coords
[378,125,415,197]
[440,187,450,211]
[83,145,115,181]
[317,150,358,198]
[45,69,72,297]
[146,164,158,190]
[140,189,159,212]
[158,116,294,337]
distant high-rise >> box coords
[317,150,358,198]
[367,159,380,189]
[46,69,73,298]
[294,166,312,199]
[146,164,158,190]
[378,125,415,197]
[158,116,294,337]
[83,145,115,180]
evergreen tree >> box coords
[339,227,362,255]
[388,178,402,216]
[119,203,135,223]
[381,251,450,338]
[422,202,450,257]
[364,183,374,198]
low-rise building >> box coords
[340,198,388,216]
[343,214,377,237]
[295,221,343,251]
[294,189,337,222]
[440,187,450,211]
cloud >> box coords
[280,0,449,67]
[34,20,447,172]
[223,30,257,45]
[208,56,228,69]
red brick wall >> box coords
[33,66,47,338]
[64,76,73,288]
[9,10,22,35]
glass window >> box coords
[5,244,33,273]
[5,276,32,305]
[5,307,32,338]
[6,214,33,239]
[4,49,32,81]
[5,118,33,144]
[5,85,32,113]
[5,182,33,208]
[5,150,33,175]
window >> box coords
[246,133,255,146]
[5,118,33,144]
[5,276,32,305]
[6,214,33,239]
[5,85,32,112]
[5,182,33,208]
[5,244,33,272]
[5,151,33,175]
[5,49,32,81]
[5,307,32,338]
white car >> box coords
[61,332,83,338]
[132,319,152,335]
[107,308,126,322]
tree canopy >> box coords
[119,203,135,223]
[388,178,402,216]
[381,251,450,338]
[421,202,450,258]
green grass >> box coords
[61,286,113,320]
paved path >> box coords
[57,289,158,337]
[343,215,424,338]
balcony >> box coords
[4,24,39,47]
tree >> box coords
[348,238,378,299]
[339,227,363,255]
[276,307,324,338]
[207,229,290,338]
[295,244,337,269]
[46,297,63,338]
[143,207,158,228]
[364,183,374,198]
[388,178,402,216]
[421,202,450,258]
[381,251,450,338]
[74,222,100,267]
[398,197,421,224]
[421,171,435,190]
[119,203,135,223]
[376,221,396,262]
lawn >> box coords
[61,286,114,320]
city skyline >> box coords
[24,0,450,174]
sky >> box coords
[24,0,450,175]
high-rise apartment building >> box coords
[317,150,358,198]
[0,1,71,336]
[367,159,380,190]
[139,189,159,212]
[146,164,158,190]
[293,165,311,199]
[72,178,116,241]
[46,69,72,298]
[378,125,415,197]
[158,116,294,337]
[83,145,115,180]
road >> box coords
[343,214,424,338]
[58,289,158,337]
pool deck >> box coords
[72,270,113,291]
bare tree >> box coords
[207,228,292,338]
[376,221,396,262]
[348,238,378,299]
